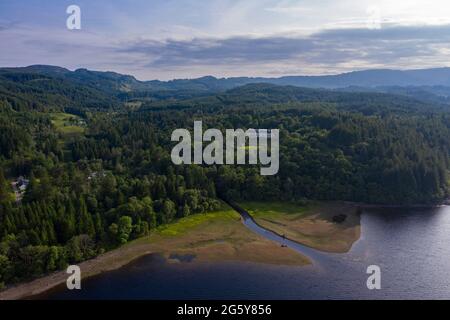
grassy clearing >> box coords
[240,201,361,253]
[50,112,85,137]
[157,206,240,237]
[242,201,313,219]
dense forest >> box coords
[0,66,449,288]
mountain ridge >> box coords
[2,65,450,111]
[4,65,450,89]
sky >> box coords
[1,0,450,80]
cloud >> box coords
[2,18,450,79]
[116,24,450,76]
[120,36,316,67]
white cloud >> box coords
[2,0,450,79]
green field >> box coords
[241,201,313,219]
[50,112,85,137]
[156,205,240,237]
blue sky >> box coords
[1,0,450,80]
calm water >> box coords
[43,206,450,299]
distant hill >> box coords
[140,83,443,116]
[2,65,450,111]
[260,68,450,88]
[0,66,121,111]
[5,65,450,90]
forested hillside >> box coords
[0,67,449,288]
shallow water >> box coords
[44,206,450,299]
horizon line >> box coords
[2,64,450,82]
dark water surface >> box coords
[44,206,450,299]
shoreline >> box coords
[0,241,156,300]
[0,200,368,300]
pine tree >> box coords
[77,198,95,237]
[0,169,13,203]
